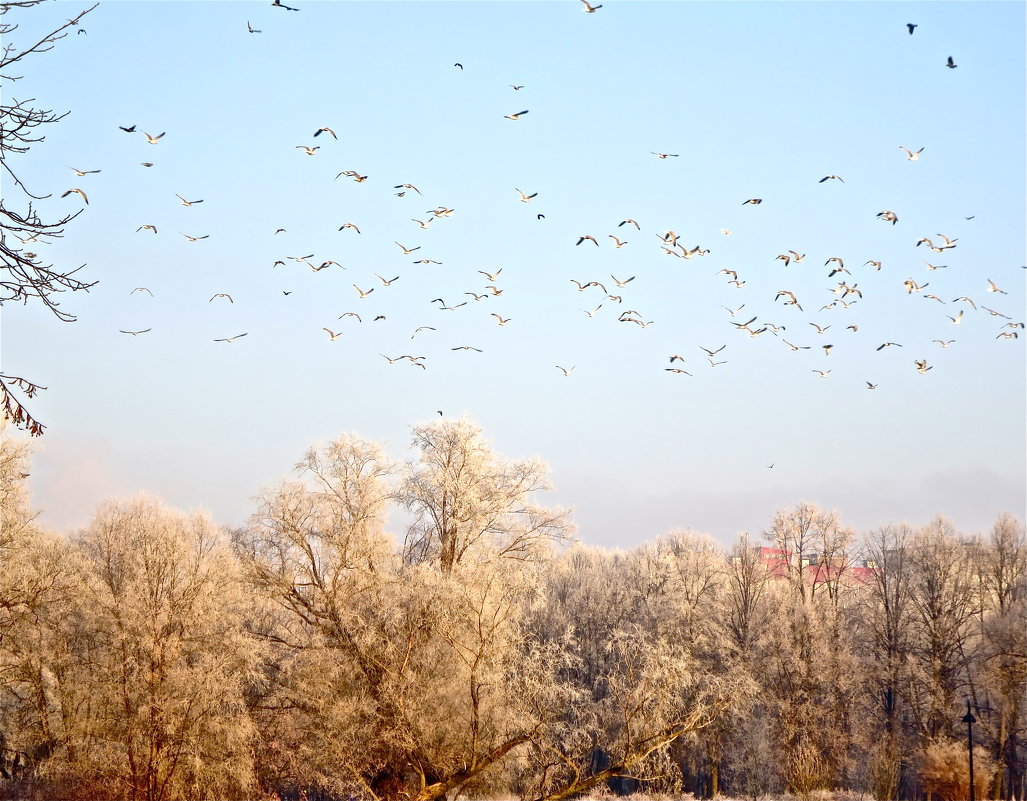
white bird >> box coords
[491,313,511,326]
[68,166,100,176]
[478,268,502,282]
[323,328,342,341]
[580,0,602,12]
[296,145,320,156]
[899,146,924,161]
[608,236,627,248]
[515,188,538,202]
[915,359,932,374]
[504,109,529,120]
[556,365,575,376]
[313,126,337,139]
[143,131,165,144]
[582,305,603,318]
[214,332,247,343]
[61,188,88,204]
[376,274,400,286]
[338,222,361,233]
[396,242,421,254]
[130,287,153,296]
[136,224,157,234]
[610,274,635,287]
[650,151,678,159]
[176,194,203,206]
[180,233,209,242]
[947,310,964,325]
[119,328,152,335]
[986,279,1007,294]
[618,219,641,230]
[353,285,374,298]
[812,370,831,378]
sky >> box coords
[3,0,1025,550]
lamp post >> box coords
[962,699,976,801]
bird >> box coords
[394,183,422,194]
[932,340,955,348]
[140,162,153,167]
[812,370,831,378]
[247,20,261,32]
[466,292,488,302]
[516,188,538,202]
[722,304,745,317]
[915,359,933,373]
[876,342,902,351]
[556,365,575,376]
[313,126,337,139]
[336,170,368,182]
[136,224,157,234]
[129,287,153,296]
[453,62,463,70]
[451,346,483,352]
[60,188,88,204]
[478,268,502,281]
[719,269,739,281]
[411,326,436,338]
[576,235,598,246]
[788,251,805,263]
[775,290,803,310]
[510,84,524,90]
[181,233,209,241]
[865,261,883,271]
[338,222,361,233]
[618,219,641,229]
[877,210,899,225]
[274,228,287,235]
[176,194,204,206]
[923,262,947,271]
[651,151,679,159]
[708,358,728,368]
[395,242,421,254]
[119,328,152,335]
[323,329,342,341]
[68,166,100,176]
[866,381,878,390]
[610,274,635,287]
[209,293,234,303]
[669,355,686,363]
[809,323,831,335]
[953,296,978,309]
[947,311,964,325]
[353,285,374,298]
[412,259,442,265]
[411,218,433,229]
[296,145,319,156]
[996,331,1019,340]
[665,368,692,375]
[504,110,529,120]
[214,332,248,343]
[782,340,810,351]
[907,23,917,34]
[580,0,602,11]
[272,0,300,9]
[982,306,1012,319]
[986,279,1007,294]
[570,279,606,292]
[582,305,603,318]
[484,285,503,296]
[946,56,957,69]
[491,314,511,326]
[143,131,165,144]
[903,278,928,294]
[119,124,137,133]
[720,228,732,236]
[741,198,763,205]
[819,175,844,183]
[700,345,726,357]
[775,253,792,267]
[375,274,400,286]
[339,312,362,322]
[899,146,924,161]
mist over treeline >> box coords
[1,418,1024,801]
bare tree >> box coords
[1,0,99,436]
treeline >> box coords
[0,418,1024,801]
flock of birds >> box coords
[50,3,1022,395]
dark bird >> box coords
[119,124,136,133]
[741,198,763,205]
[454,62,463,69]
[272,0,300,10]
[946,56,957,68]
[907,23,917,34]
[247,21,261,32]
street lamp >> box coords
[962,699,976,801]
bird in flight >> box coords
[876,342,902,351]
[453,62,463,70]
[119,124,136,133]
[338,222,361,233]
[247,21,261,33]
[452,345,483,352]
[68,166,100,176]
[516,188,538,202]
[376,274,400,286]
[61,188,88,204]
[353,285,374,298]
[176,194,203,206]
[395,184,422,194]
[130,287,153,296]
[665,368,692,375]
[608,235,627,248]
[610,274,635,287]
[915,359,933,373]
[214,332,248,343]
[906,23,917,34]
[411,326,436,338]
[504,110,529,120]
[556,365,575,376]
[181,233,209,242]
[478,268,502,282]
[947,310,964,325]
[932,339,955,348]
[651,151,678,159]
[581,0,602,11]
[491,314,512,326]
[741,198,763,205]
[510,84,524,90]
[946,56,957,69]
[143,131,165,144]
[119,328,152,336]
[323,329,342,341]
[986,279,1007,294]
[272,0,300,10]
[296,145,319,156]
[866,381,878,390]
[576,234,598,246]
[899,146,924,161]
[313,126,337,139]
[809,322,831,335]
[411,218,433,229]
[136,224,157,234]
[395,242,420,254]
[877,210,899,225]
[782,340,810,352]
[812,370,831,378]
[209,293,234,303]
[819,175,844,183]
[618,219,640,229]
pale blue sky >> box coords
[5,1,1024,547]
